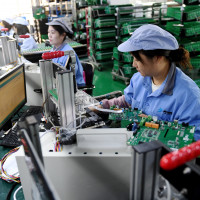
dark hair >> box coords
[2,20,12,31]
[51,25,73,40]
[131,47,192,69]
[13,24,29,35]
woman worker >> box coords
[1,18,14,36]
[13,17,37,51]
[46,18,85,87]
[99,24,200,141]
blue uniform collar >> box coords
[143,63,176,96]
[52,41,68,51]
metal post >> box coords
[39,60,55,119]
[0,36,10,65]
[56,71,76,128]
[7,39,18,64]
[130,141,163,200]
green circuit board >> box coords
[109,108,195,150]
[109,107,143,128]
[127,121,195,150]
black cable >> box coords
[6,182,18,200]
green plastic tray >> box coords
[95,39,116,50]
[94,17,115,28]
[167,6,200,21]
[95,50,113,61]
[123,64,136,76]
[105,5,133,14]
[95,28,116,39]
[190,57,200,68]
[123,52,133,63]
[166,21,200,36]
[183,41,200,52]
[113,47,120,60]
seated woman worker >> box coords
[100,24,200,141]
[46,18,85,87]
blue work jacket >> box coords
[124,63,200,140]
[51,42,85,86]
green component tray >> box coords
[105,5,133,15]
[78,9,86,19]
[121,19,156,35]
[117,15,135,26]
[94,17,115,28]
[95,50,113,61]
[190,57,200,68]
[113,47,120,60]
[123,64,136,76]
[183,41,200,52]
[166,21,200,36]
[123,52,133,63]
[98,60,113,68]
[167,6,200,21]
[95,28,116,39]
[113,60,123,71]
[95,39,116,50]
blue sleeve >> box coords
[21,37,37,51]
[124,77,134,105]
[75,54,85,86]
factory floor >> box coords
[92,65,127,97]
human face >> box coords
[48,26,65,48]
[132,53,156,77]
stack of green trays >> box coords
[167,6,200,21]
[117,15,135,26]
[123,64,137,76]
[190,57,200,68]
[113,47,120,60]
[183,41,200,52]
[94,17,115,28]
[95,28,116,39]
[105,5,133,14]
[78,9,86,19]
[95,50,113,61]
[166,21,200,36]
[95,39,116,50]
[113,60,123,72]
[121,19,156,35]
[123,52,133,63]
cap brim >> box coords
[46,21,73,35]
[118,40,140,52]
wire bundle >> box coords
[0,147,20,183]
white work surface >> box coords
[16,128,132,200]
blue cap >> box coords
[118,24,179,52]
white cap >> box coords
[13,17,28,26]
[3,18,13,25]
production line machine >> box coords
[14,50,200,200]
